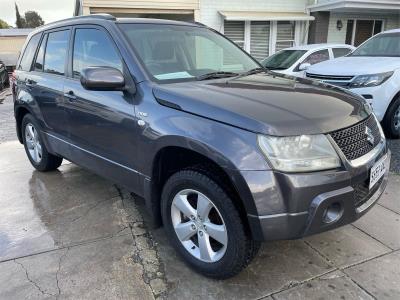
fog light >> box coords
[322,202,342,224]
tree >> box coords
[24,11,44,28]
[0,19,10,29]
[15,3,25,28]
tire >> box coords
[22,114,63,171]
[161,169,259,279]
[383,96,400,139]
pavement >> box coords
[0,92,399,299]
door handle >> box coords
[64,90,77,101]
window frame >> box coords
[68,24,127,81]
[223,20,300,56]
[17,33,42,72]
[38,26,71,77]
[346,19,385,46]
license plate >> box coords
[369,155,388,189]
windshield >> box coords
[351,32,400,57]
[118,23,259,82]
[261,50,307,70]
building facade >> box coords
[308,0,400,46]
[74,0,400,60]
[74,0,313,61]
[0,28,33,70]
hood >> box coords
[308,56,400,76]
[152,73,369,136]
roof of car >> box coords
[381,28,400,34]
[283,43,354,51]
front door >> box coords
[63,26,140,191]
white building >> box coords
[74,0,399,60]
[308,0,400,46]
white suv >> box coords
[306,29,400,138]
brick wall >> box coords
[308,11,330,43]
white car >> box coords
[307,29,400,138]
[261,44,355,77]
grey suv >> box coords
[13,14,390,279]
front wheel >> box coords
[161,169,260,279]
[383,96,400,139]
[22,114,63,171]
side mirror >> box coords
[80,67,125,91]
[298,63,311,71]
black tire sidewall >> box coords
[21,114,51,171]
[161,170,249,278]
[383,97,400,139]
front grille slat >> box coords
[330,115,381,161]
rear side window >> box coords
[44,30,70,76]
[18,34,41,71]
[332,48,352,58]
[72,28,122,78]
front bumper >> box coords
[244,148,391,241]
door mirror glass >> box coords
[298,63,311,71]
[80,67,125,91]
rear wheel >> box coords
[22,114,63,171]
[383,96,400,139]
[161,169,260,279]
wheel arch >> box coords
[15,106,33,143]
[146,145,259,238]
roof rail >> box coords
[43,13,116,27]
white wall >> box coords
[199,0,309,32]
[327,12,400,44]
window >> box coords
[73,28,122,78]
[224,21,245,49]
[119,24,258,82]
[18,34,41,71]
[276,21,295,52]
[332,48,352,58]
[262,50,307,70]
[34,34,47,71]
[345,19,384,46]
[351,32,400,57]
[302,49,330,65]
[250,22,270,61]
[44,30,70,75]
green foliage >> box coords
[24,11,45,28]
[0,19,10,29]
[15,3,45,28]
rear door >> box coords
[63,25,140,191]
[28,28,71,139]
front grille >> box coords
[306,73,354,81]
[329,115,381,161]
[353,176,384,208]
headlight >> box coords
[258,134,341,172]
[349,72,393,88]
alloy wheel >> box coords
[171,189,228,263]
[25,123,42,163]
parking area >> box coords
[0,93,399,299]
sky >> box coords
[0,0,75,27]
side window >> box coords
[302,49,330,65]
[73,28,122,78]
[332,48,352,58]
[34,34,47,71]
[18,34,41,71]
[44,30,70,76]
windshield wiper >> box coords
[232,67,266,80]
[196,71,239,81]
